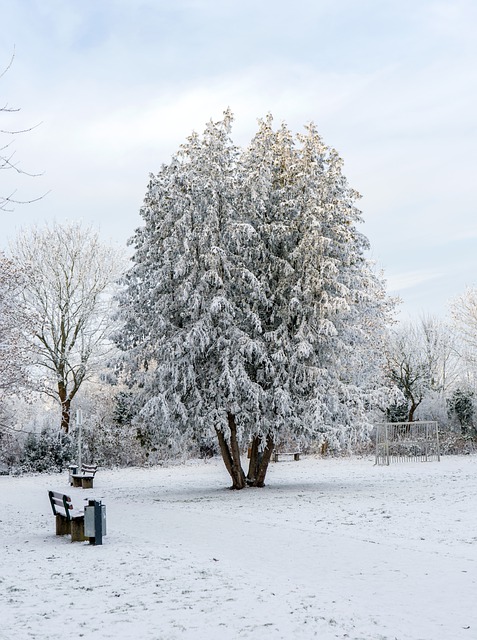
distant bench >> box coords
[70,464,98,489]
[273,451,301,462]
[48,491,85,542]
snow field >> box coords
[1,455,476,640]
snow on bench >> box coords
[70,464,98,489]
[48,491,85,542]
[273,451,301,462]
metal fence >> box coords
[375,421,441,465]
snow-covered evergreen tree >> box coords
[239,116,393,460]
[117,111,394,488]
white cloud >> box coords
[386,270,444,293]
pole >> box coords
[76,408,83,470]
[435,421,441,462]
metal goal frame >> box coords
[375,421,441,465]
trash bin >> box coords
[84,499,107,545]
[68,464,79,485]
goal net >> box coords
[375,421,441,465]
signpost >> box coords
[76,408,83,469]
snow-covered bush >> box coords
[66,383,150,468]
[447,388,476,436]
[20,428,74,473]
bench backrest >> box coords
[81,464,97,476]
[48,491,75,520]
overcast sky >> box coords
[1,0,476,321]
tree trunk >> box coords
[250,433,274,487]
[58,383,71,434]
[246,436,260,483]
[61,400,71,434]
[215,428,234,479]
[215,413,246,490]
[408,399,420,423]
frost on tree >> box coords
[117,111,393,489]
[11,222,125,434]
[0,252,33,399]
[385,318,457,423]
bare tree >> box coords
[451,288,477,356]
[385,317,458,422]
[1,49,44,212]
[386,325,429,422]
[11,222,125,433]
[420,315,459,393]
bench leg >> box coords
[72,476,83,488]
[81,476,94,489]
[71,517,86,542]
[294,453,300,461]
[56,514,70,536]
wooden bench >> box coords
[48,491,85,542]
[71,464,98,489]
[273,451,301,462]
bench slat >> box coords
[71,465,97,478]
[48,491,81,520]
[81,464,97,475]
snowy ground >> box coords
[1,454,476,640]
